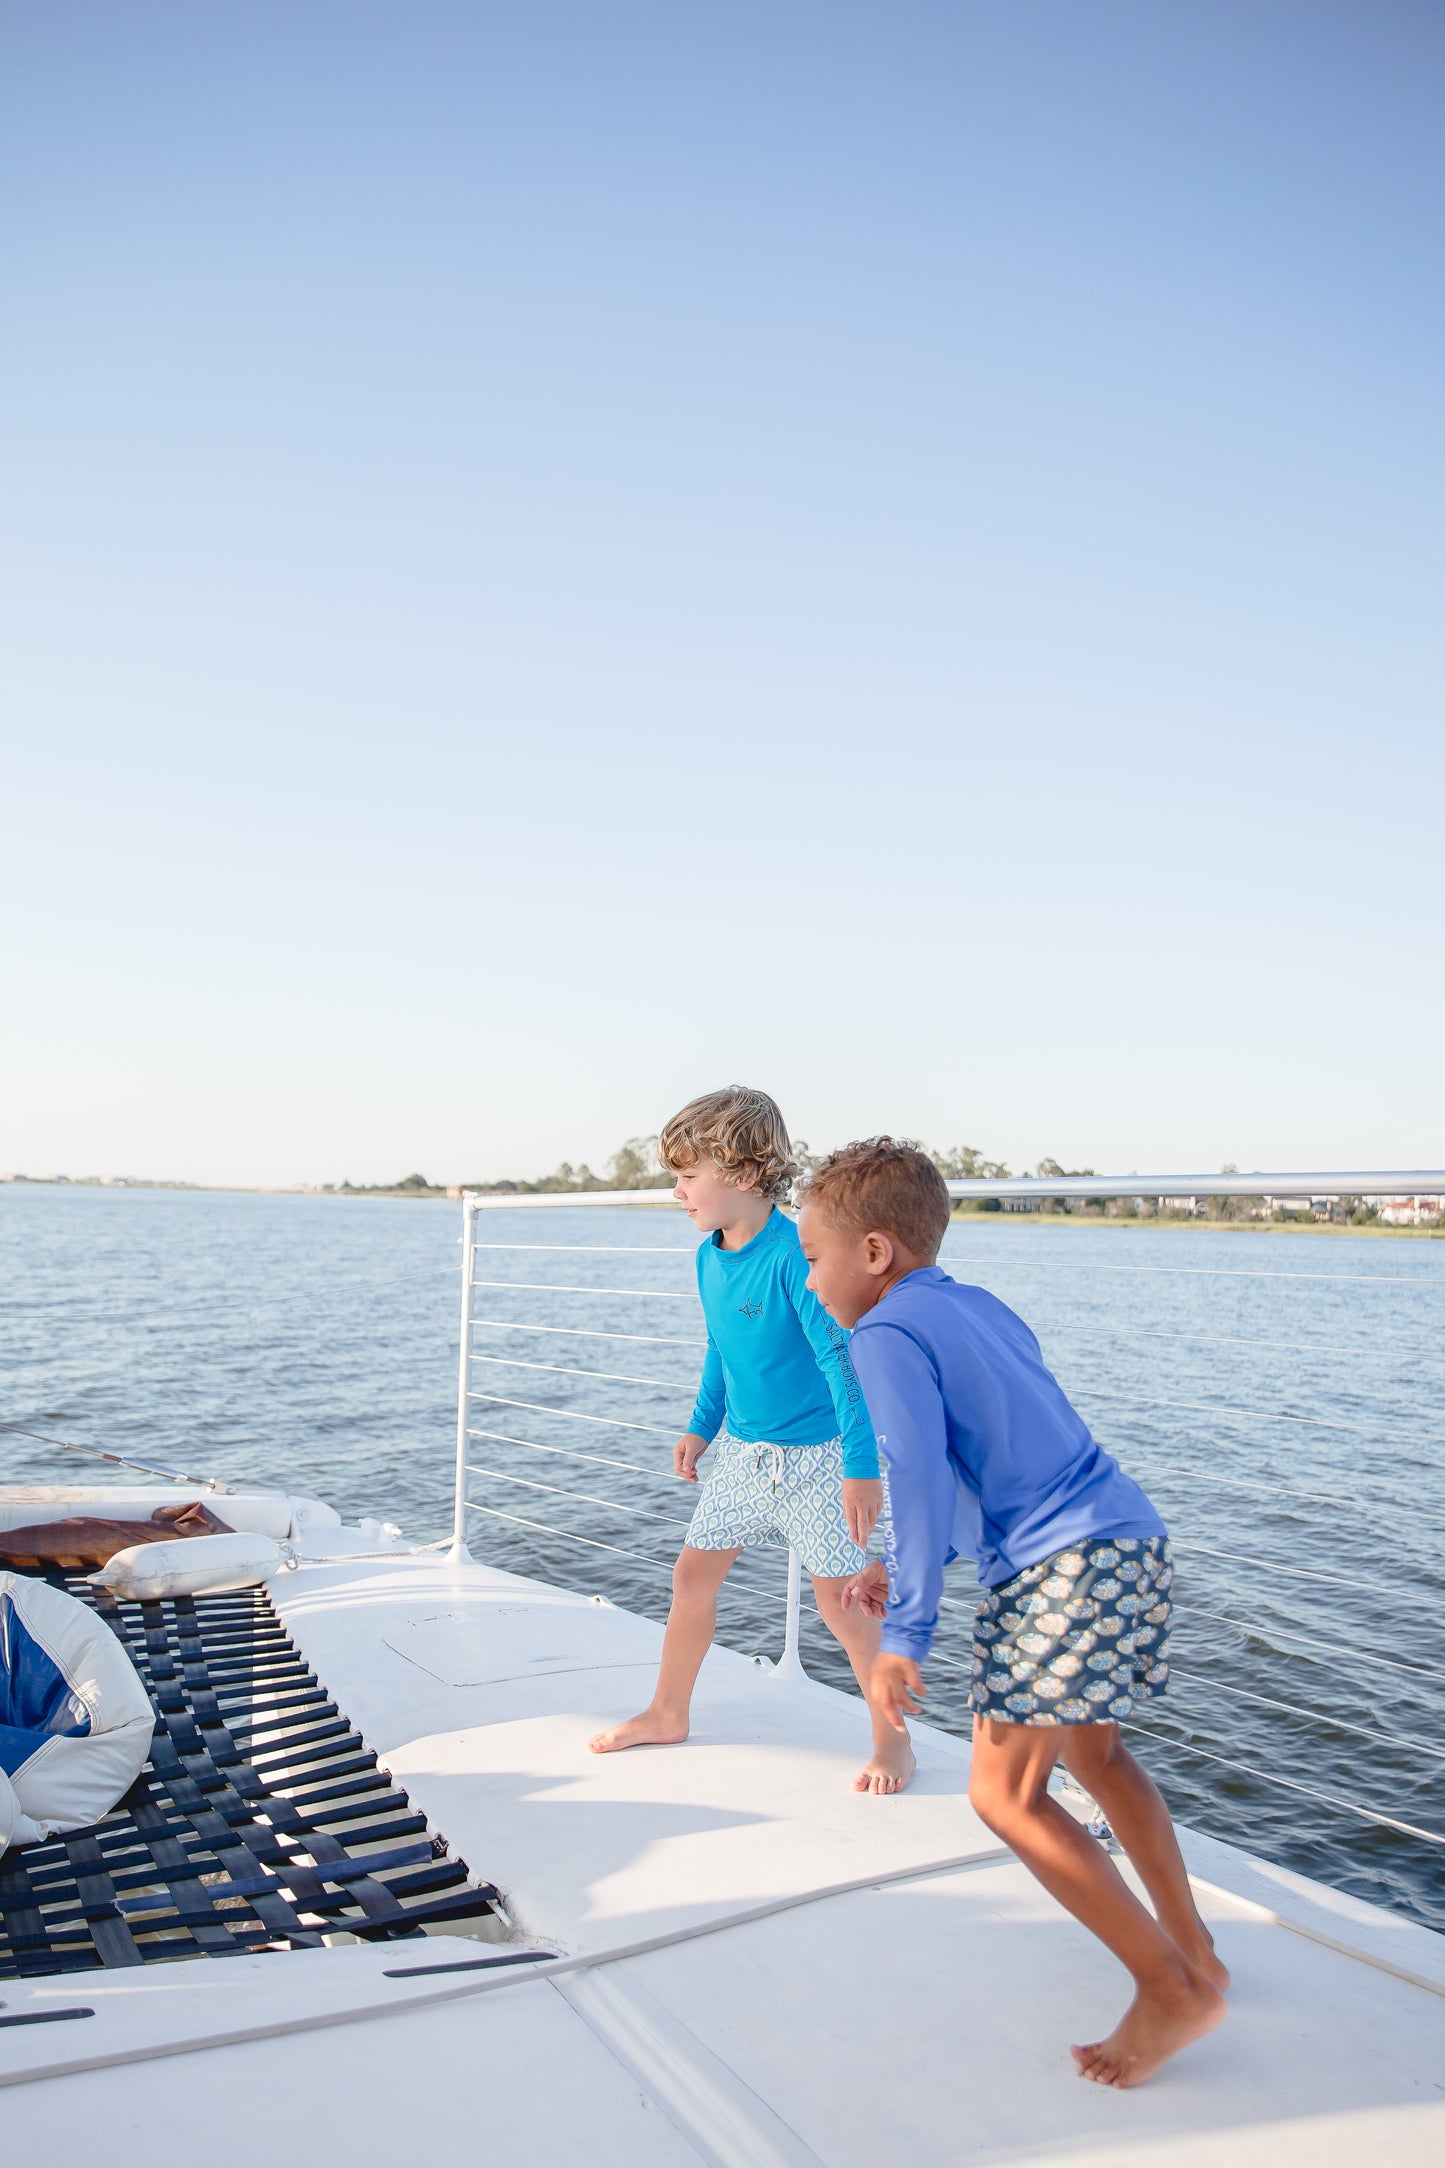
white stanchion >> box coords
[448,1193,478,1564]
[772,1548,806,1684]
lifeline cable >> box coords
[0,1422,237,1494]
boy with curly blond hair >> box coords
[589,1086,915,1794]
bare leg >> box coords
[812,1576,916,1795]
[968,1718,1225,2088]
[1062,1724,1229,1993]
[588,1545,740,1752]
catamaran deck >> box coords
[3,1533,1442,2166]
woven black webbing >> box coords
[0,1578,499,1978]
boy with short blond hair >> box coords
[589,1087,914,1795]
[799,1137,1227,2086]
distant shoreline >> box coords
[944,1209,1443,1240]
[3,1178,1440,1237]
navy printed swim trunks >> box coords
[970,1536,1172,1726]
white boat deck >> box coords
[4,1535,1443,2165]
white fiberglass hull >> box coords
[2,1496,1442,2166]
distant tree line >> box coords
[471,1136,674,1195]
[471,1135,1020,1198]
[341,1146,1385,1226]
[470,1135,1021,1196]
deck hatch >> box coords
[0,1579,499,1978]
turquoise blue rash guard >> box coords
[848,1267,1165,1660]
[688,1209,879,1479]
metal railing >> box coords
[449,1170,1445,1209]
[447,1190,820,1674]
[443,1176,1445,1882]
[945,1169,1445,1201]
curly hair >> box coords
[797,1136,951,1257]
[657,1086,799,1204]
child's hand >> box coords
[840,1560,890,1618]
[871,1652,925,1732]
[674,1433,710,1482]
[841,1477,883,1548]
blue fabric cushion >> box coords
[0,1589,91,1777]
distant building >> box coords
[1378,1197,1441,1226]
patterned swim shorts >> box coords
[970,1536,1172,1727]
[686,1432,870,1579]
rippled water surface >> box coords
[5,1185,1443,1933]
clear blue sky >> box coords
[3,3,1441,1187]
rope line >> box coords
[462,1501,675,1575]
[1172,1541,1399,1597]
[463,1317,1437,1452]
[469,1241,1441,1286]
[472,1317,706,1349]
[939,1251,1443,1288]
[466,1427,674,1483]
[1140,1462,1344,1508]
[1129,1723,1445,1848]
[464,1462,692,1528]
[1135,1456,1445,1543]
[469,1292,1425,1363]
[1171,1627,1385,1703]
[922,1612,1445,1772]
[470,1278,697,1303]
[460,1501,785,1600]
[1136,1460,1445,1526]
[471,1352,695,1393]
[922,1649,973,1679]
[1219,1633,1415,1710]
[470,1244,693,1255]
[1169,1671,1445,1763]
[463,1432,787,1584]
[1048,1322,1408,1360]
[0,1421,233,1493]
[1079,1383,1445,1448]
[467,1391,679,1437]
[1189,1606,1445,1686]
[924,1628,1445,1766]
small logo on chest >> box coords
[738,1298,764,1321]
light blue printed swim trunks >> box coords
[687,1432,870,1578]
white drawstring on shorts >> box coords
[753,1443,786,1494]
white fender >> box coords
[91,1530,284,1601]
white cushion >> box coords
[91,1531,284,1601]
[0,1572,155,1846]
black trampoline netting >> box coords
[0,1579,499,1978]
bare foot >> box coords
[853,1737,916,1796]
[588,1711,689,1755]
[1071,1963,1226,2088]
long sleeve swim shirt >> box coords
[848,1267,1165,1660]
[687,1210,879,1479]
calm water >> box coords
[4,1185,1443,1933]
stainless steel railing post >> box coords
[774,1546,806,1682]
[448,1192,478,1564]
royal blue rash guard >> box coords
[847,1267,1165,1661]
[688,1209,879,1479]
